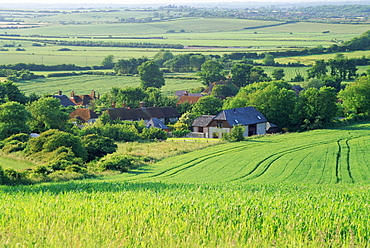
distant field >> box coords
[1,18,369,65]
[17,74,201,96]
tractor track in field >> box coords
[230,140,334,182]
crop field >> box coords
[116,123,370,184]
[16,74,201,96]
[1,16,370,65]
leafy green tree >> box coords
[301,78,325,89]
[140,127,167,140]
[292,86,337,131]
[0,101,31,140]
[138,61,165,89]
[0,81,28,104]
[97,154,138,172]
[230,63,253,87]
[81,134,117,162]
[196,60,225,86]
[191,95,223,116]
[189,54,206,71]
[271,69,285,80]
[338,76,370,115]
[262,53,275,66]
[249,67,271,84]
[101,55,115,68]
[307,60,327,79]
[153,49,174,66]
[27,97,70,133]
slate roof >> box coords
[53,95,76,107]
[214,107,267,127]
[106,106,180,121]
[192,115,216,127]
[69,108,99,123]
[146,118,170,130]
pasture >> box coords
[16,74,201,96]
[116,123,370,184]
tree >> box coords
[191,95,223,116]
[196,60,225,86]
[101,55,115,69]
[301,78,325,89]
[138,61,165,89]
[0,81,28,104]
[81,134,117,162]
[27,97,70,133]
[0,101,31,140]
[222,125,245,142]
[230,63,253,87]
[153,49,174,66]
[292,86,337,131]
[271,69,285,80]
[307,60,327,79]
[262,53,275,66]
[189,54,206,71]
[338,76,370,115]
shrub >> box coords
[223,125,245,142]
[81,134,117,162]
[3,133,30,144]
[172,130,190,138]
[2,141,27,153]
[97,153,138,172]
[140,127,167,140]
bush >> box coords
[97,153,139,172]
[2,141,27,153]
[81,134,117,162]
[172,130,190,138]
[140,127,167,140]
[223,125,245,142]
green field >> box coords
[17,74,201,96]
[1,124,370,246]
[1,16,370,65]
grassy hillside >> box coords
[1,124,370,246]
[112,123,370,184]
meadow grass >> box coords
[0,181,369,247]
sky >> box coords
[0,0,365,6]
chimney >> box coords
[91,90,96,98]
[71,91,75,98]
[139,102,145,108]
[57,90,62,95]
[97,92,100,99]
[111,102,116,108]
[184,90,189,96]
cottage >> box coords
[146,118,170,132]
[69,108,99,124]
[106,106,180,123]
[192,107,268,138]
[53,90,76,107]
[69,90,99,107]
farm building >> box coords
[53,90,76,107]
[69,108,99,124]
[192,107,268,138]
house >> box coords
[53,90,76,107]
[175,90,203,98]
[146,118,170,132]
[106,105,181,123]
[69,90,99,107]
[192,107,268,138]
[69,108,99,124]
[176,91,202,105]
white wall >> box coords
[257,123,266,135]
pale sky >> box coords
[0,0,361,5]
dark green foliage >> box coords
[263,53,275,66]
[307,60,327,79]
[0,81,28,104]
[292,87,338,131]
[101,55,115,68]
[339,76,370,115]
[81,134,118,162]
[26,129,88,161]
[271,69,285,81]
[2,140,27,154]
[191,95,223,116]
[196,60,225,86]
[97,154,139,172]
[138,61,165,89]
[81,123,140,142]
[172,130,190,138]
[0,102,31,140]
[3,133,30,144]
[140,127,167,140]
[0,165,6,185]
[222,125,245,142]
[27,97,70,133]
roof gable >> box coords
[146,118,170,130]
[214,107,267,127]
[53,95,76,107]
[192,115,216,127]
[70,108,99,122]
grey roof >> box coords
[146,118,170,130]
[192,115,216,127]
[214,107,267,127]
[53,95,76,107]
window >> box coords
[217,122,223,128]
